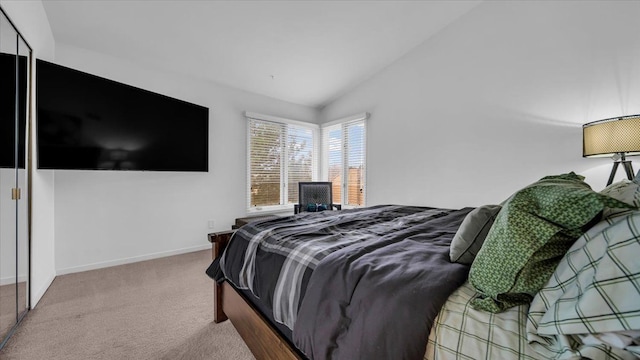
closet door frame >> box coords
[0,5,32,350]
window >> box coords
[246,112,318,212]
[321,113,368,207]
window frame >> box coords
[246,112,319,214]
[321,112,369,208]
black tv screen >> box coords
[36,59,209,171]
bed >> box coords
[206,173,640,360]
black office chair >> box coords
[294,182,342,214]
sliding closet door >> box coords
[0,10,20,342]
[0,7,30,346]
[16,34,29,321]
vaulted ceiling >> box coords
[42,1,481,108]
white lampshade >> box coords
[583,115,640,158]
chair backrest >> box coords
[298,182,333,212]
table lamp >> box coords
[583,115,640,186]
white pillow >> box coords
[528,212,640,337]
[600,179,640,218]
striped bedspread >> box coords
[209,204,473,359]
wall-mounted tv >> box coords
[36,59,209,172]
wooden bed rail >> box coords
[208,230,235,323]
[208,229,304,360]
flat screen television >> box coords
[36,59,209,172]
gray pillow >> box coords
[600,179,640,218]
[449,204,501,264]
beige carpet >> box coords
[0,250,255,360]
[1,281,28,338]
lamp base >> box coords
[607,160,635,186]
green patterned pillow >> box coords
[469,172,636,313]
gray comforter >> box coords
[207,205,472,360]
[293,206,472,360]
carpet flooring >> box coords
[0,281,27,340]
[0,250,255,360]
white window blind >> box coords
[286,124,316,204]
[323,126,343,204]
[248,119,283,208]
[321,114,367,207]
[247,113,317,211]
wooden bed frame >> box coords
[209,231,303,360]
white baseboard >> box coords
[56,244,211,276]
[0,275,29,286]
[32,273,56,308]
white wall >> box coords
[1,0,56,306]
[320,1,640,208]
[0,0,54,58]
[52,43,319,274]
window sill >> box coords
[247,204,365,216]
[246,205,295,216]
